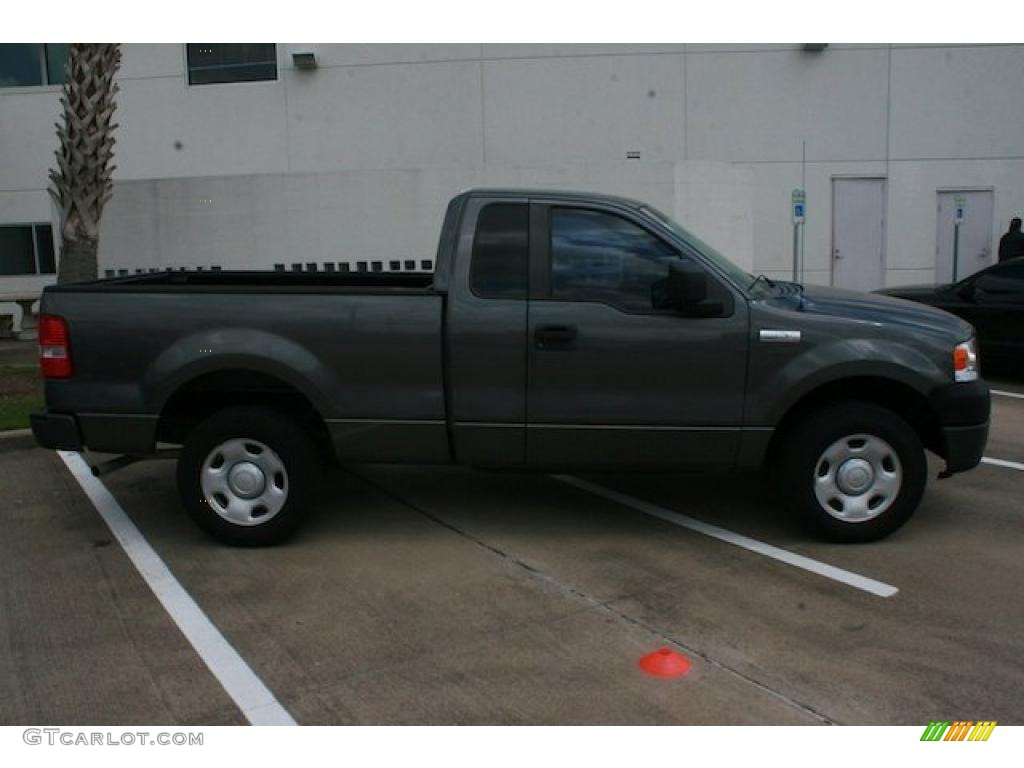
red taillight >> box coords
[39,314,73,378]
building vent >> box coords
[292,51,318,70]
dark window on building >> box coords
[118,269,129,276]
[389,260,401,271]
[0,224,56,275]
[549,207,679,313]
[421,260,433,271]
[274,264,285,271]
[404,260,415,271]
[356,261,368,272]
[44,44,68,84]
[469,204,528,299]
[324,262,336,272]
[339,263,350,273]
[291,263,302,271]
[371,261,383,272]
[35,224,56,273]
[0,44,67,87]
[305,262,317,272]
[104,270,115,277]
[186,44,277,86]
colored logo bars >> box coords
[920,721,997,742]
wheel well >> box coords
[156,370,333,459]
[767,377,944,464]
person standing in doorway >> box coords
[998,217,1024,262]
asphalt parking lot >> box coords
[1,385,1022,726]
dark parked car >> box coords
[877,258,1024,372]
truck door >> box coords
[445,196,530,466]
[525,202,749,469]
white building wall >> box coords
[2,43,1024,312]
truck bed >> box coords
[40,277,448,461]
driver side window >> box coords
[549,207,679,313]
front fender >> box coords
[747,337,947,426]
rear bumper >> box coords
[31,410,157,453]
[30,411,83,451]
[930,380,991,473]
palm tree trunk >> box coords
[57,238,99,284]
[49,43,121,284]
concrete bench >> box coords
[0,293,41,341]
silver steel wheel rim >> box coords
[813,433,902,523]
[200,438,288,527]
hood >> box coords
[786,283,972,339]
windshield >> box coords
[639,205,755,292]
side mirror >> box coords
[653,262,726,317]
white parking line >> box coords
[991,389,1024,400]
[553,475,899,599]
[982,456,1024,471]
[58,451,296,726]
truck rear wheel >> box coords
[778,401,927,542]
[177,406,320,546]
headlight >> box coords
[953,338,979,382]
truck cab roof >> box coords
[456,188,647,210]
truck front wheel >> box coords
[177,406,320,546]
[778,402,927,542]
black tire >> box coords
[778,401,927,543]
[176,406,320,546]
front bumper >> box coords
[941,422,989,473]
[930,380,990,473]
[30,411,83,451]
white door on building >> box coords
[936,190,993,283]
[832,178,886,292]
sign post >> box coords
[952,194,965,281]
[791,189,806,281]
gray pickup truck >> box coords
[32,189,990,545]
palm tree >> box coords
[49,43,121,284]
